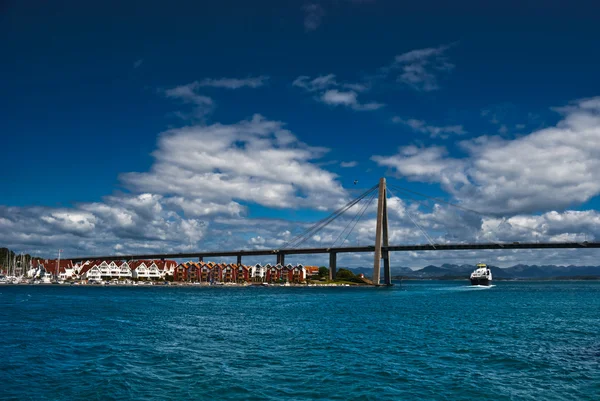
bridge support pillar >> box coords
[237,255,242,266]
[277,252,285,266]
[373,177,391,285]
[329,252,337,280]
[198,256,203,262]
[383,250,391,285]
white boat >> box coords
[470,263,492,286]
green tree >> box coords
[335,268,355,281]
[318,266,329,278]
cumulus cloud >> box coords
[340,161,358,168]
[392,117,466,138]
[293,74,383,111]
[121,114,346,210]
[0,194,209,257]
[0,108,351,258]
[320,89,384,111]
[373,97,600,214]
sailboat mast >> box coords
[57,250,61,280]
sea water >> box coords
[1,281,598,400]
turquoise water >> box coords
[1,281,598,400]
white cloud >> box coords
[321,89,356,106]
[164,82,214,119]
[293,74,337,92]
[164,197,246,218]
[392,117,466,138]
[164,83,213,106]
[386,44,455,91]
[303,3,325,31]
[293,74,381,111]
[121,114,346,210]
[196,76,269,89]
[0,194,209,257]
[320,89,383,111]
[373,145,467,183]
[374,97,600,214]
[340,161,358,168]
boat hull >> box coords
[470,278,491,286]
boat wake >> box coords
[435,284,496,291]
[466,284,496,289]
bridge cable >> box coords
[280,185,371,249]
[339,187,379,247]
[331,187,378,248]
[387,187,437,249]
[387,184,546,239]
[284,184,377,248]
[289,185,379,249]
[281,184,379,249]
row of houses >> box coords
[174,262,318,283]
[28,259,177,281]
[28,259,321,283]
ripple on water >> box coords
[0,282,599,400]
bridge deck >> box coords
[71,241,600,262]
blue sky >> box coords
[2,0,600,267]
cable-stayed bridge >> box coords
[72,178,599,286]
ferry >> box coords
[470,263,492,286]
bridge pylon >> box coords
[373,177,391,286]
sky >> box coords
[2,0,600,268]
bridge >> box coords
[72,178,599,286]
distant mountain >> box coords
[503,264,600,278]
[348,265,414,277]
[348,263,600,279]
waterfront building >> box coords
[40,259,75,280]
[97,261,111,279]
[130,261,149,280]
[156,260,177,277]
[265,263,282,283]
[188,262,201,282]
[175,262,189,281]
[129,260,163,280]
[281,264,293,283]
[199,262,211,282]
[213,263,224,282]
[304,266,320,278]
[237,264,250,283]
[251,263,266,282]
[118,261,132,278]
[79,261,102,281]
[223,264,237,283]
[291,264,306,283]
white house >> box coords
[130,261,162,280]
[147,262,161,280]
[80,262,102,281]
[251,263,266,282]
[97,261,111,279]
[118,261,132,278]
[156,260,177,277]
